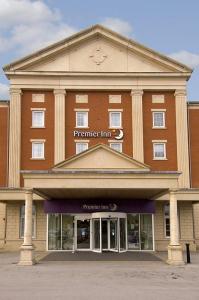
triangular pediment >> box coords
[53,144,150,171]
[4,25,192,74]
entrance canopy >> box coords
[22,144,180,201]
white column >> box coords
[8,88,22,187]
[131,90,144,162]
[54,89,66,165]
[167,192,184,265]
[19,191,35,266]
[175,89,190,188]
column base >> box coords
[18,244,36,266]
[167,244,184,266]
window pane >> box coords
[48,214,61,250]
[153,112,164,127]
[154,143,165,158]
[76,112,88,127]
[62,215,74,250]
[110,112,121,127]
[140,214,153,250]
[32,111,44,127]
[110,143,122,152]
[32,142,44,158]
[127,214,140,250]
[76,143,88,154]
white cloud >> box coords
[0,0,77,55]
[0,83,9,100]
[169,51,199,69]
[101,18,133,37]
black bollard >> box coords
[185,243,191,263]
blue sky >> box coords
[0,0,199,100]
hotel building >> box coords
[0,25,199,265]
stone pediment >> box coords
[53,144,150,171]
[4,25,192,74]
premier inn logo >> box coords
[73,129,124,140]
[82,203,118,211]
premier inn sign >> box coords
[73,129,124,140]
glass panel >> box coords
[77,219,90,249]
[127,214,140,250]
[110,112,121,128]
[140,214,153,250]
[93,219,100,250]
[48,214,61,250]
[120,218,126,251]
[62,215,74,250]
[153,112,164,127]
[102,220,108,249]
[110,219,118,250]
[110,143,122,152]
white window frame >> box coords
[109,111,122,128]
[32,110,45,128]
[31,140,45,159]
[109,142,122,152]
[76,142,88,154]
[19,204,36,239]
[76,111,88,128]
[153,142,167,160]
[152,111,165,128]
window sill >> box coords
[30,158,45,160]
[152,127,167,130]
[109,127,123,130]
[153,158,168,161]
[75,127,89,129]
[31,126,45,129]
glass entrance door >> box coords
[91,212,127,253]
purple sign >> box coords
[44,199,155,214]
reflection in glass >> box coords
[77,219,90,249]
[93,219,100,250]
[102,220,108,249]
[48,214,61,250]
[127,214,140,250]
[120,218,126,251]
[62,215,74,250]
[140,214,153,250]
[110,219,118,250]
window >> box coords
[19,204,36,238]
[110,142,122,152]
[109,112,122,128]
[76,112,88,128]
[32,141,45,159]
[32,110,45,128]
[153,112,165,128]
[153,142,166,160]
[76,142,88,154]
[164,203,170,238]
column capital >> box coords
[54,89,66,95]
[10,88,23,95]
[131,89,143,97]
[174,89,187,97]
[25,189,33,195]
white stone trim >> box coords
[74,139,90,143]
[151,109,166,112]
[108,109,123,112]
[152,95,165,103]
[75,95,88,103]
[30,108,46,111]
[109,95,121,103]
[74,108,90,112]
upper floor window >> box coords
[32,110,45,128]
[152,111,165,128]
[19,204,36,238]
[153,142,166,160]
[76,142,88,154]
[31,141,45,159]
[76,111,88,128]
[109,112,122,128]
[110,142,122,152]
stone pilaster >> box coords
[167,192,184,265]
[8,88,22,187]
[54,89,66,165]
[131,90,144,162]
[175,90,190,188]
[19,191,35,266]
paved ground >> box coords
[0,251,199,300]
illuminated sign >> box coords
[73,129,124,140]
